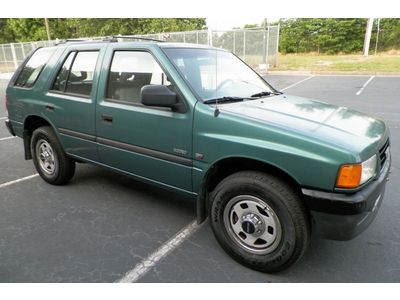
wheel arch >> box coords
[22,115,57,160]
[196,156,303,223]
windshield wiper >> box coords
[251,91,272,98]
[250,91,283,98]
[203,96,245,104]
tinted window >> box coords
[65,51,99,97]
[106,51,170,104]
[14,48,56,88]
[51,51,75,92]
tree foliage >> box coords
[371,18,400,52]
[0,18,206,43]
[279,18,400,54]
[279,18,367,54]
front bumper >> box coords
[302,152,391,241]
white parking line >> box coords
[0,174,39,189]
[356,75,375,96]
[0,136,15,141]
[0,117,7,120]
[281,75,315,91]
[117,219,200,283]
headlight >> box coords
[336,155,377,188]
[360,155,377,184]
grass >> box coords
[271,52,400,73]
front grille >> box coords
[379,138,389,167]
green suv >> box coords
[5,39,391,272]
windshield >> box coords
[163,48,274,102]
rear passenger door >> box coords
[96,46,193,193]
[44,46,104,161]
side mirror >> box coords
[140,85,177,108]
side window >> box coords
[106,51,171,104]
[14,47,56,88]
[51,51,75,92]
[65,51,99,97]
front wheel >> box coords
[209,171,310,273]
[31,126,75,185]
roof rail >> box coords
[112,35,164,42]
[55,37,117,45]
[54,35,164,46]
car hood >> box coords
[219,94,387,158]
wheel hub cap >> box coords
[241,213,263,235]
[36,139,57,175]
[223,195,282,255]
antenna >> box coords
[214,47,220,117]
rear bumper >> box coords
[302,153,391,241]
[5,119,15,136]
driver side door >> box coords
[95,46,194,193]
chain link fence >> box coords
[0,26,279,74]
[0,41,55,73]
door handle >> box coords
[101,114,113,123]
[46,104,55,111]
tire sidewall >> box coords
[210,175,300,272]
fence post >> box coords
[20,42,25,58]
[10,43,18,70]
[266,27,270,65]
[274,23,280,67]
[243,31,246,60]
[262,29,266,64]
[196,31,199,44]
[233,31,236,53]
[0,45,6,73]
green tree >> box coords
[372,18,400,51]
[0,19,15,43]
[6,18,49,42]
[279,18,367,54]
[1,18,206,43]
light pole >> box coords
[262,18,267,65]
[363,18,374,57]
[44,18,51,41]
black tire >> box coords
[209,171,310,273]
[31,126,75,185]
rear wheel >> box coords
[209,171,310,272]
[31,126,75,185]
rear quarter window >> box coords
[14,47,56,88]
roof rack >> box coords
[54,35,164,46]
[112,35,164,42]
[55,37,117,45]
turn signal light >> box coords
[336,164,362,188]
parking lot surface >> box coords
[0,74,399,282]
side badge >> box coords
[173,148,188,156]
